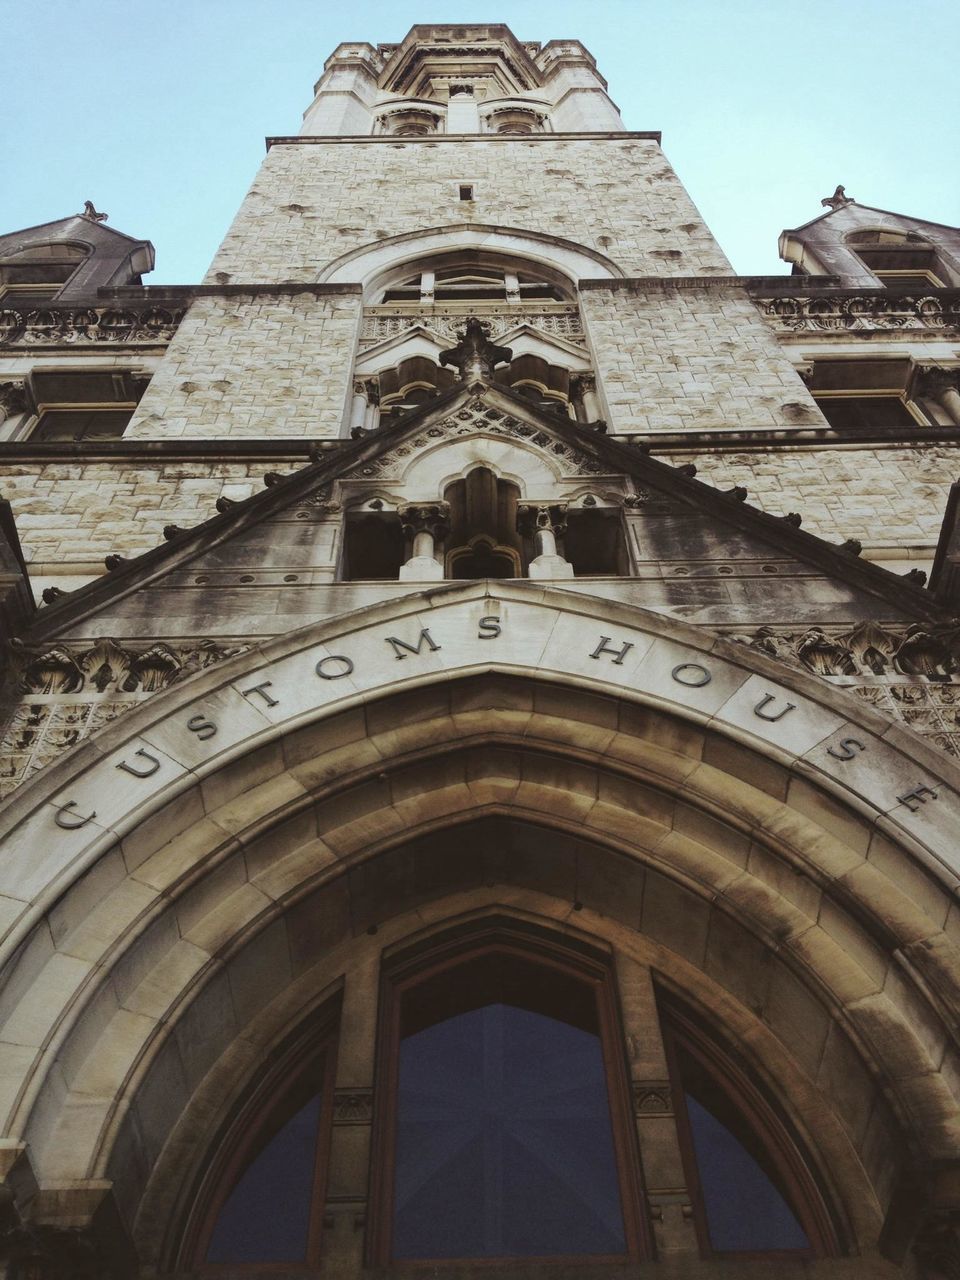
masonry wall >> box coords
[1,460,299,569]
[205,138,731,282]
[124,293,362,440]
[582,285,825,433]
[669,443,954,550]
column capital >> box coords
[517,502,568,538]
[916,365,960,398]
[398,501,450,540]
[0,379,27,420]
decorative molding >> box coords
[2,640,250,798]
[756,292,960,335]
[333,1088,373,1125]
[632,1081,674,1117]
[734,622,960,758]
[17,637,249,696]
[360,303,585,348]
[0,305,186,348]
[343,398,606,480]
[0,379,27,419]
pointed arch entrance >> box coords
[1,584,958,1275]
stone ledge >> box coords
[265,129,663,149]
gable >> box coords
[19,379,941,646]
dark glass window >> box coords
[32,409,133,442]
[815,396,918,431]
[206,1089,323,1265]
[664,1006,838,1258]
[185,1019,337,1272]
[371,927,648,1265]
[676,1044,809,1253]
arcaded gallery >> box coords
[1,23,960,1280]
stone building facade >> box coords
[0,23,959,1280]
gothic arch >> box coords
[0,585,958,1268]
[317,223,623,294]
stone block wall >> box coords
[582,285,824,434]
[0,460,298,567]
[124,293,362,440]
[672,443,953,547]
[205,138,730,283]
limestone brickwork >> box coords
[206,139,730,284]
[0,460,298,568]
[674,443,953,547]
[581,284,823,433]
[124,292,362,439]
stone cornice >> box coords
[3,425,960,464]
[266,130,662,149]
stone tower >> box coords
[0,23,959,1280]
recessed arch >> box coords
[318,224,623,295]
[0,586,958,1269]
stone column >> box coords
[573,373,601,422]
[916,367,960,425]
[398,502,449,581]
[322,951,381,1277]
[517,503,574,579]
[350,378,379,436]
[446,86,479,133]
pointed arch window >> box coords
[181,1013,338,1270]
[368,918,650,1265]
[661,999,842,1258]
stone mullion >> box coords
[322,952,380,1275]
[614,954,699,1257]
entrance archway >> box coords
[0,584,958,1274]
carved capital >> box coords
[516,502,568,538]
[0,379,27,419]
[398,501,450,540]
[916,366,960,400]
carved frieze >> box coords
[344,399,606,480]
[0,305,185,347]
[2,638,250,798]
[359,303,585,348]
[735,622,960,758]
[757,292,960,335]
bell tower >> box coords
[0,23,959,1280]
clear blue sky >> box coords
[3,0,957,281]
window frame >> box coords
[661,1000,842,1261]
[367,917,651,1267]
[179,1010,339,1273]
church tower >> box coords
[1,24,959,1280]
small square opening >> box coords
[459,185,474,201]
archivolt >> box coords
[1,672,957,1261]
[317,222,623,293]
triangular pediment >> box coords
[19,379,942,646]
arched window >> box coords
[180,1012,338,1270]
[444,466,521,579]
[373,253,573,304]
[0,243,89,306]
[846,229,950,288]
[661,998,842,1258]
[368,918,650,1264]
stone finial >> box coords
[821,185,854,211]
[439,317,512,381]
[81,200,109,223]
